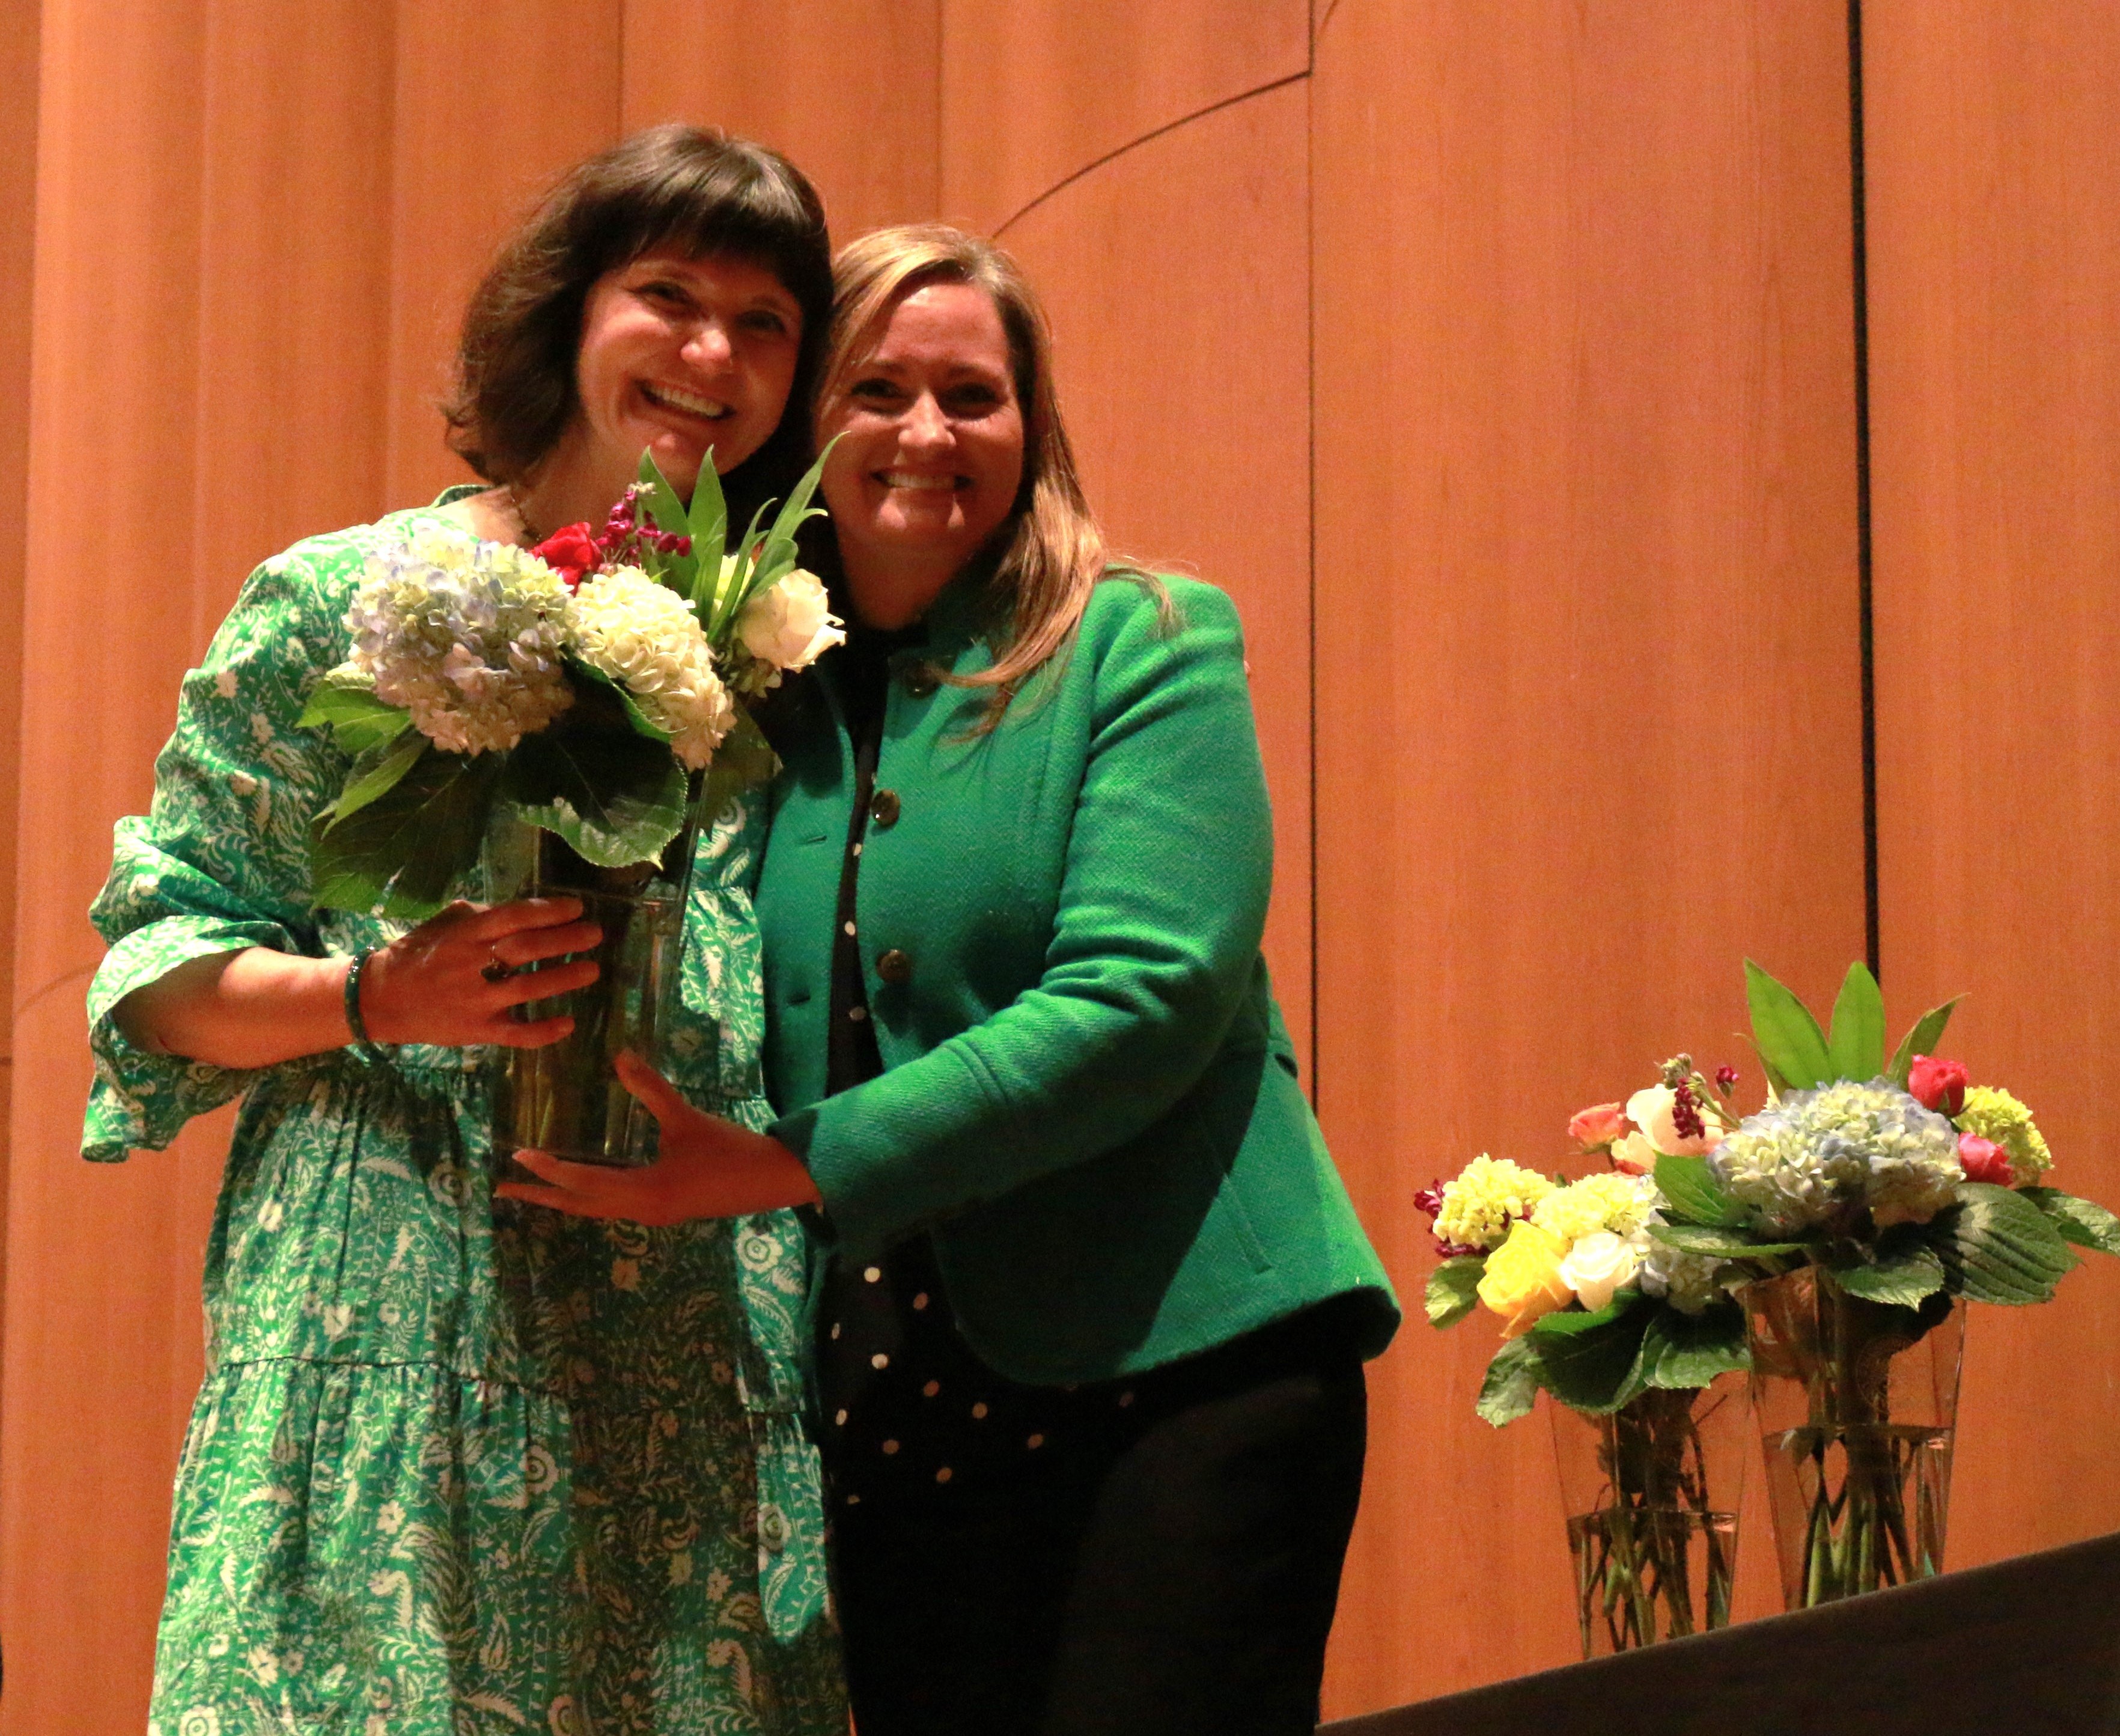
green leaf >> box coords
[686,446,728,574]
[636,449,699,595]
[1828,1226,1947,1307]
[1654,1154,1750,1229]
[1533,1297,1655,1415]
[2020,1188,2120,1258]
[568,660,674,745]
[1529,1290,1640,1337]
[709,498,781,639]
[321,732,428,827]
[1475,1336,1542,1428]
[502,723,689,868]
[309,747,503,918]
[1745,958,1833,1091]
[1827,961,1887,1082]
[1639,1299,1750,1389]
[1425,1256,1485,1329]
[298,675,413,756]
[1930,1181,2080,1305]
[1648,1222,1811,1259]
[694,706,782,831]
[1886,995,1964,1087]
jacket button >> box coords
[876,949,913,986]
[901,664,939,698]
[870,788,901,827]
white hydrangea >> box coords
[567,567,736,770]
[341,525,573,755]
[1710,1079,1963,1235]
[1636,1239,1729,1315]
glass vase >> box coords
[481,813,695,1167]
[1744,1265,1965,1609]
[1549,1375,1748,1657]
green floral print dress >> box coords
[84,497,845,1736]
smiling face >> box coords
[818,281,1027,628]
[556,249,803,511]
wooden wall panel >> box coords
[939,0,1308,233]
[0,0,38,1370]
[999,84,1315,1076]
[1865,1,2120,1570]
[623,0,942,240]
[383,0,625,508]
[1311,1,1866,1713]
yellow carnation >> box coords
[1531,1172,1657,1244]
[1436,1156,1558,1250]
[1477,1221,1574,1339]
[1957,1086,2053,1183]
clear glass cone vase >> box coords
[482,812,694,1167]
[1744,1265,1965,1610]
[1549,1375,1748,1657]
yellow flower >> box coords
[1477,1221,1574,1338]
[1436,1155,1558,1250]
[1532,1172,1656,1244]
[1957,1086,2053,1182]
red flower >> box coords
[1908,1055,1969,1116]
[1567,1103,1627,1151]
[530,522,602,589]
[1957,1133,2013,1187]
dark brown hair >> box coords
[446,126,832,528]
[820,225,1151,725]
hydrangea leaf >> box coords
[1654,1154,1750,1229]
[1529,1290,1640,1338]
[1640,1300,1750,1389]
[502,723,688,869]
[1745,958,1833,1091]
[298,675,412,757]
[1649,1222,1809,1258]
[1532,1299,1655,1415]
[1827,961,1887,1082]
[309,745,503,918]
[1928,1182,2079,1304]
[2020,1188,2120,1258]
[568,659,673,745]
[1424,1256,1484,1329]
[1475,1336,1541,1428]
[320,732,427,827]
[1887,996,1962,1088]
[1828,1226,1946,1307]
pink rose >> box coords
[531,522,602,589]
[1908,1055,1969,1116]
[1568,1103,1628,1151]
[1957,1133,2013,1187]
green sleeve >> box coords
[771,580,1275,1255]
[84,535,367,1161]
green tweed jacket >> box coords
[758,571,1399,1385]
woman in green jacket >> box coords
[505,224,1400,1736]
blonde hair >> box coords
[818,224,1132,723]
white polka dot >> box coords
[849,1006,868,1023]
[830,1321,841,1339]
[911,1292,930,1311]
[853,842,864,857]
[936,1466,954,1484]
[846,1493,862,1506]
[881,1439,900,1455]
[922,1380,940,1398]
[833,1409,848,1427]
[1026,1433,1046,1450]
[871,1353,889,1370]
[864,1265,882,1283]
[843,920,857,936]
[970,1402,989,1420]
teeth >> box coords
[642,382,731,419]
[880,472,957,491]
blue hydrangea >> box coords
[1709,1079,1963,1235]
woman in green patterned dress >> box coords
[87,127,846,1736]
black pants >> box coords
[829,1345,1368,1736]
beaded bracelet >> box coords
[341,949,391,1061]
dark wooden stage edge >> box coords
[1321,1531,2120,1736]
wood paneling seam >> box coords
[994,68,1310,240]
[11,963,94,1028]
[1314,0,1342,53]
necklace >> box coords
[504,483,544,547]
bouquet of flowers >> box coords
[299,446,842,916]
[1421,1061,1753,1653]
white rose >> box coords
[737,568,845,671]
[1557,1230,1643,1313]
[1625,1084,1726,1157]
